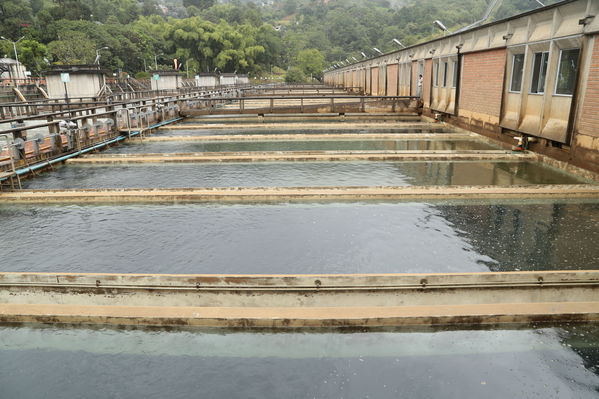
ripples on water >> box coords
[156,127,456,135]
[1,202,598,274]
[21,161,587,190]
[0,323,598,399]
[104,139,499,154]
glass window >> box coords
[442,62,448,87]
[555,48,580,96]
[510,54,525,92]
[452,61,458,88]
[434,63,439,87]
[530,51,549,94]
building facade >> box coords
[324,0,599,173]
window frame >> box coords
[509,53,525,93]
[451,60,458,88]
[554,47,580,97]
[529,51,549,95]
[442,61,448,88]
[433,62,439,87]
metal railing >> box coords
[0,87,243,178]
[187,95,419,114]
[0,86,247,121]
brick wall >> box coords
[459,48,507,119]
[578,35,599,138]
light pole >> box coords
[392,39,406,48]
[94,46,109,65]
[154,52,163,70]
[373,47,383,55]
[433,20,450,35]
[1,36,25,66]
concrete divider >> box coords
[1,271,598,328]
[143,133,479,142]
[1,184,598,204]
[161,122,439,130]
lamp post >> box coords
[433,20,450,35]
[1,36,25,85]
[392,39,406,48]
[154,52,163,70]
[0,36,25,66]
[94,46,109,65]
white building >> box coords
[0,58,27,81]
[196,73,219,88]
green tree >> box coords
[293,48,325,79]
[285,66,305,83]
[17,39,48,74]
[48,31,95,64]
[183,0,215,11]
[0,0,33,38]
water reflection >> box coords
[157,127,455,135]
[0,323,598,398]
[104,139,499,154]
[434,202,599,271]
[21,161,587,190]
[0,202,597,274]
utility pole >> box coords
[154,53,163,70]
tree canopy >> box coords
[0,0,560,80]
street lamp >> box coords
[433,20,450,34]
[0,36,25,65]
[352,57,358,62]
[154,52,163,70]
[392,39,406,48]
[373,47,383,55]
[94,47,109,65]
[140,58,147,72]
[361,52,367,58]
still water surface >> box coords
[21,161,587,189]
[104,139,499,154]
[1,323,598,398]
[156,127,455,135]
[1,202,598,274]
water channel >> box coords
[1,323,598,398]
[1,201,598,274]
[20,161,587,190]
[103,139,500,153]
[2,121,599,397]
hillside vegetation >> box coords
[0,0,560,79]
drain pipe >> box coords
[10,117,183,177]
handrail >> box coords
[0,89,240,126]
[201,95,418,101]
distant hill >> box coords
[0,0,563,77]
